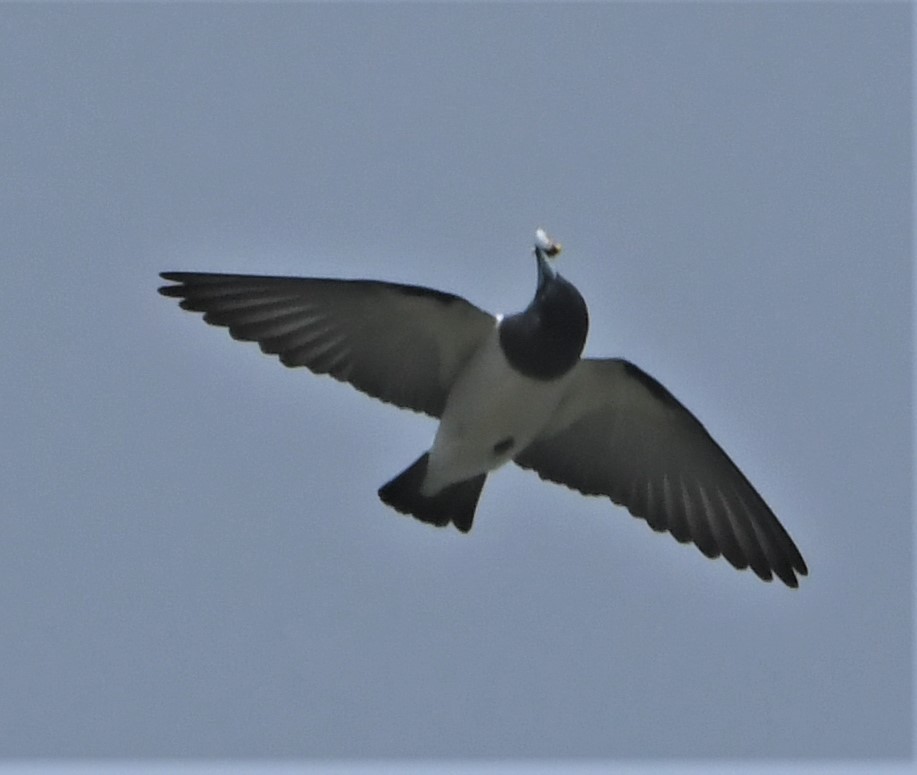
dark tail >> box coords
[378,453,486,533]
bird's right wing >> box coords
[514,358,808,587]
[159,272,496,418]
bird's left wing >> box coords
[159,272,495,418]
[514,358,808,587]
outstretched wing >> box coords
[515,358,808,587]
[159,272,495,418]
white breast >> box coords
[422,329,574,495]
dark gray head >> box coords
[498,229,589,381]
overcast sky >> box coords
[0,3,912,771]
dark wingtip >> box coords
[772,559,806,588]
[775,542,807,587]
[158,272,186,297]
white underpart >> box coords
[422,327,575,495]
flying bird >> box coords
[159,229,807,587]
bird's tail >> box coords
[378,453,486,533]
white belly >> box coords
[422,331,573,495]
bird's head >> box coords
[534,228,563,288]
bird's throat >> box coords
[498,275,588,381]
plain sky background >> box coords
[0,2,912,769]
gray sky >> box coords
[0,2,911,768]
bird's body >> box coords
[425,329,575,493]
[159,229,808,587]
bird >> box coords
[158,229,808,587]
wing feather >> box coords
[159,272,495,418]
[515,358,808,586]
